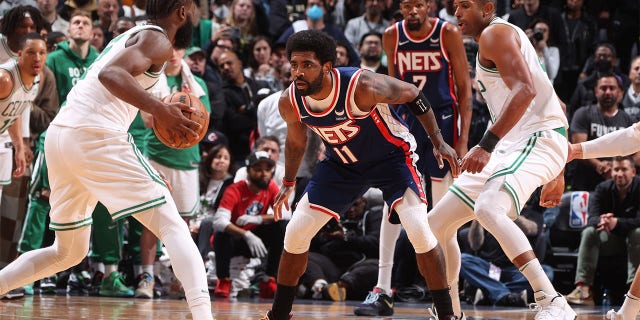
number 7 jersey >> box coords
[288,67,419,166]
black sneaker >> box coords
[66,271,91,296]
[89,271,104,296]
[39,275,57,294]
[353,287,394,316]
[496,291,527,307]
[0,287,25,300]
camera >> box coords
[230,27,241,39]
[532,29,544,42]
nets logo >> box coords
[397,51,442,76]
[309,120,361,144]
[569,191,589,228]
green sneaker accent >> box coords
[100,271,134,297]
[23,283,34,295]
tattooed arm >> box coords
[354,70,461,176]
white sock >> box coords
[105,264,118,276]
[619,293,640,319]
[93,262,105,275]
[519,259,556,295]
[142,265,154,277]
[376,206,401,295]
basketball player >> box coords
[0,1,214,319]
[425,0,576,318]
[560,123,640,320]
[0,33,42,207]
[261,30,462,320]
[355,0,472,315]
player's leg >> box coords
[610,268,640,319]
[132,192,212,320]
[392,188,456,318]
[266,194,333,320]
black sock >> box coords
[431,288,454,316]
[271,284,296,319]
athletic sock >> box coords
[431,288,454,316]
[271,284,296,319]
[619,292,640,319]
[142,264,154,277]
[105,264,118,276]
[519,259,556,295]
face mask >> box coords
[595,60,612,73]
[307,5,323,21]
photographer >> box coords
[526,18,560,84]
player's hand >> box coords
[236,214,263,226]
[12,149,26,178]
[433,143,461,178]
[273,184,295,221]
[461,146,490,174]
[154,99,201,145]
[23,147,34,166]
[243,231,267,258]
[455,138,469,158]
[540,174,565,208]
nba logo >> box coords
[569,191,589,228]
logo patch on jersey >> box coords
[397,51,442,76]
[245,201,264,216]
[309,120,361,145]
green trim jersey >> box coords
[52,25,167,131]
[475,18,568,144]
[0,59,38,135]
[0,34,17,64]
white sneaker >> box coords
[606,309,624,320]
[531,291,577,320]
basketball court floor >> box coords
[0,295,616,319]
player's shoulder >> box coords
[0,67,15,99]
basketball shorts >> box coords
[449,127,567,215]
[303,151,425,223]
[406,107,456,179]
[45,125,169,231]
[149,160,200,217]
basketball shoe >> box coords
[531,291,577,320]
[353,287,394,316]
[606,310,624,319]
[260,310,293,320]
[134,272,154,299]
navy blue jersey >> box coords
[390,18,459,179]
[288,67,426,221]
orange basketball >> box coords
[153,92,209,149]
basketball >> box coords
[153,92,209,149]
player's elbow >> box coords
[521,83,536,102]
[97,67,115,88]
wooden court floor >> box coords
[0,295,615,319]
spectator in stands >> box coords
[569,73,635,192]
[268,0,307,38]
[335,41,351,67]
[609,0,639,76]
[358,32,387,74]
[89,25,105,52]
[225,0,269,62]
[507,0,567,56]
[244,36,280,91]
[555,0,597,102]
[570,43,631,120]
[343,0,389,51]
[276,0,359,66]
[301,196,382,301]
[565,155,640,306]
[211,151,284,298]
[234,136,284,186]
[58,0,98,21]
[526,18,559,84]
[438,0,456,24]
[112,16,135,37]
[621,56,640,120]
[218,50,271,166]
[122,0,146,23]
[37,0,70,36]
[95,0,119,44]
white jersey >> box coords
[0,34,17,64]
[0,59,37,135]
[475,18,568,144]
[52,25,166,132]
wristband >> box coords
[407,91,432,115]
[478,130,500,153]
[282,178,296,187]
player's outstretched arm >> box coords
[356,71,461,177]
[273,89,308,220]
[568,122,640,162]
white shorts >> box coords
[449,128,567,215]
[149,160,200,217]
[0,147,11,186]
[45,125,169,231]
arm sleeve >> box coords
[212,185,239,232]
[581,125,640,159]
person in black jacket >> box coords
[565,155,640,306]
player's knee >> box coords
[55,239,89,266]
[474,189,512,225]
[395,202,437,253]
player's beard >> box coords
[406,20,423,31]
[173,16,194,49]
[295,73,324,96]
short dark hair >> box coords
[286,30,336,67]
[18,32,44,49]
[146,0,195,21]
[359,31,382,47]
[597,71,623,89]
[0,5,45,37]
[254,135,281,150]
[613,155,634,164]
